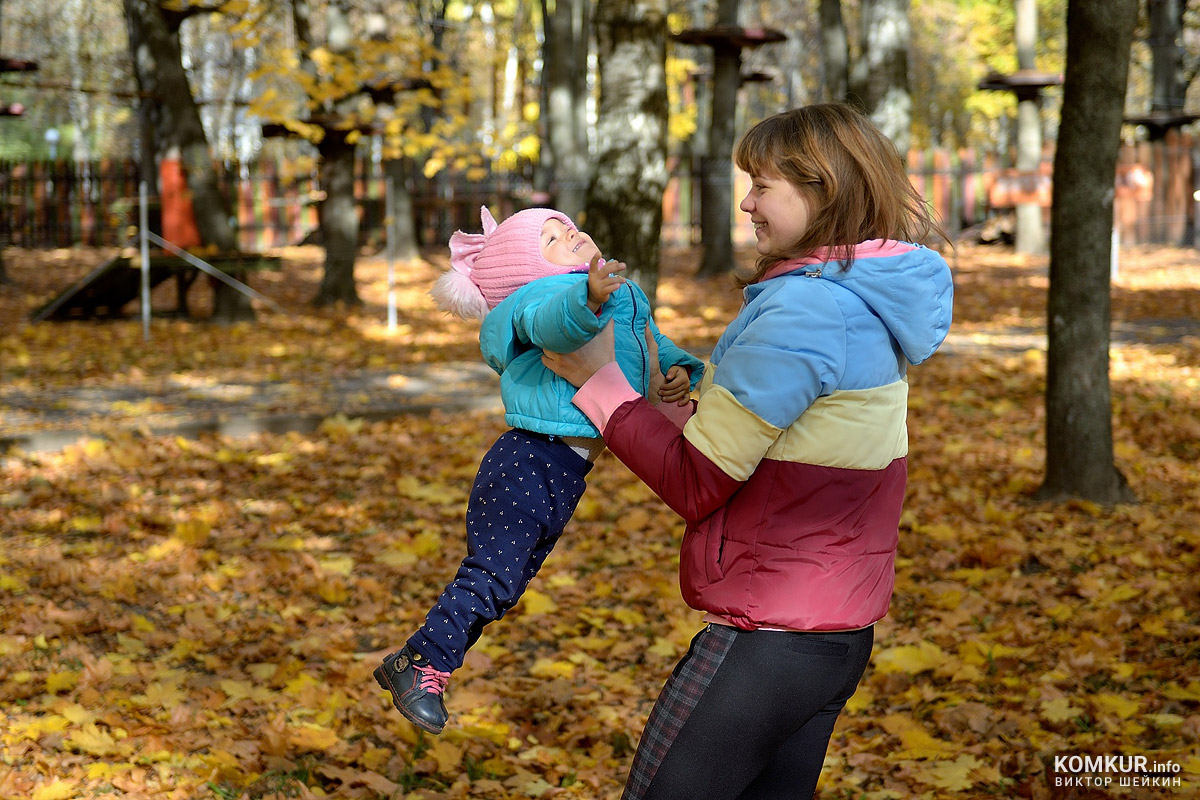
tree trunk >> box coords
[1038,0,1138,505]
[0,0,12,286]
[67,0,94,163]
[585,0,669,306]
[570,1,590,170]
[122,7,239,252]
[419,0,447,135]
[696,0,739,278]
[819,0,849,102]
[1148,0,1186,113]
[0,0,9,285]
[124,0,251,323]
[385,158,419,260]
[313,130,362,306]
[853,0,912,152]
[290,0,364,306]
[535,0,555,199]
[1014,0,1045,255]
[543,0,590,221]
[501,1,528,133]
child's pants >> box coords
[408,429,592,673]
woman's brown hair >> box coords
[734,103,947,284]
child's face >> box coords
[739,172,812,256]
[541,219,601,267]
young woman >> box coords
[542,103,954,799]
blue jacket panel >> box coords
[481,273,705,437]
[710,241,953,431]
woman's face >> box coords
[739,173,812,256]
[541,219,601,266]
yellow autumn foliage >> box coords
[0,244,1197,798]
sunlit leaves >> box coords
[65,724,122,757]
[875,640,949,675]
[665,55,698,143]
[2,244,1199,797]
[921,754,991,791]
[30,781,79,800]
[1041,696,1084,723]
[231,0,472,160]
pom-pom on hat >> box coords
[431,206,582,320]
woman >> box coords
[542,103,954,799]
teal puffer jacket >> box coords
[480,272,705,437]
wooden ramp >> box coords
[32,253,281,322]
[32,256,155,321]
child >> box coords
[374,206,704,734]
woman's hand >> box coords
[542,321,617,387]
[645,324,665,405]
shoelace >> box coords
[414,665,450,695]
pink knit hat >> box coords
[431,206,583,319]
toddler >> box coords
[374,206,703,734]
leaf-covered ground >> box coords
[1,243,1198,799]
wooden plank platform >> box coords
[32,252,281,322]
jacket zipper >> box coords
[627,283,649,394]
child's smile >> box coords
[541,218,601,266]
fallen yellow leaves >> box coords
[4,394,1184,799]
[65,723,122,757]
[316,763,400,795]
[1,245,1198,798]
[519,589,558,616]
[920,754,998,792]
[1041,696,1084,723]
[30,780,79,800]
[287,721,342,751]
[882,713,957,759]
[874,640,947,675]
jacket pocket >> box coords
[783,634,851,659]
[702,511,728,582]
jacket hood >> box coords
[762,240,953,365]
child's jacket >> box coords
[569,240,953,631]
[481,272,704,438]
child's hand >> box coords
[659,366,691,405]
[587,253,626,312]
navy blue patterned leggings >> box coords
[407,430,591,673]
[623,624,874,800]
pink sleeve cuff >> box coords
[572,361,640,431]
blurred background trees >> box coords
[11,0,1191,162]
[2,1,1193,231]
[2,0,1195,505]
[1,0,1197,300]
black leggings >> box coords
[623,624,874,800]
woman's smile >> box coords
[740,175,812,256]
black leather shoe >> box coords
[374,645,450,734]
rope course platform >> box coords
[31,251,281,322]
